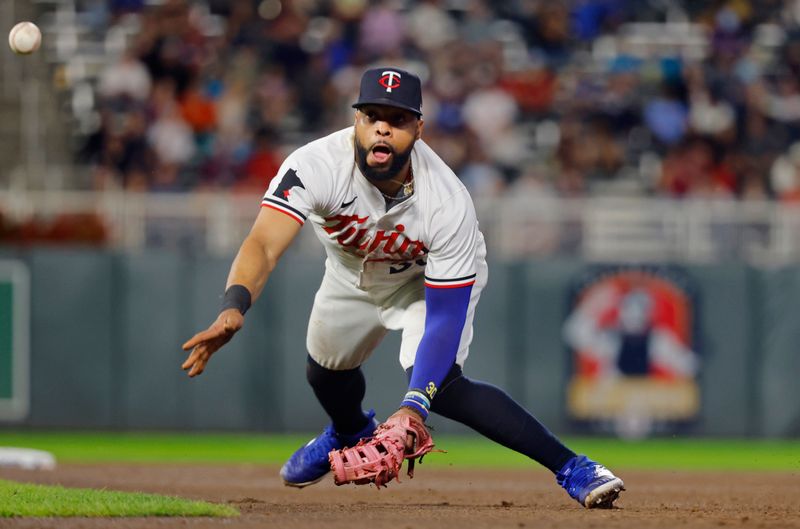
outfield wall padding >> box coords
[0,248,797,437]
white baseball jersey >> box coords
[261,126,487,292]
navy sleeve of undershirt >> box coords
[402,284,473,419]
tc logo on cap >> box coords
[353,67,422,115]
[379,71,401,93]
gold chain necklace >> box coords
[379,166,414,200]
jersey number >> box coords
[389,259,426,274]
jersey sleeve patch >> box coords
[272,168,306,199]
[424,273,476,289]
[261,168,308,225]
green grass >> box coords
[0,479,238,518]
[0,433,795,518]
[0,431,798,471]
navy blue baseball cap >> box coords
[352,67,422,116]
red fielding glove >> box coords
[329,410,437,488]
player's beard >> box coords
[354,137,414,182]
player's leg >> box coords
[410,363,576,473]
[398,265,623,508]
[407,364,623,507]
[306,355,371,436]
[281,268,384,487]
[304,266,387,436]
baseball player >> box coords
[181,67,624,508]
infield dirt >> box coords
[0,464,797,529]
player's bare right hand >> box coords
[181,309,244,377]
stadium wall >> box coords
[0,247,797,438]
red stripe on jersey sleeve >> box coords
[261,203,304,225]
[424,280,476,289]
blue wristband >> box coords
[401,389,430,420]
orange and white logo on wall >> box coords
[562,266,700,438]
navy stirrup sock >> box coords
[306,355,369,436]
[408,364,576,474]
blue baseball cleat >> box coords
[557,455,625,508]
[281,410,377,488]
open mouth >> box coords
[371,144,393,164]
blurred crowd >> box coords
[75,0,800,202]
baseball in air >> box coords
[8,22,41,55]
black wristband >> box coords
[221,284,252,315]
